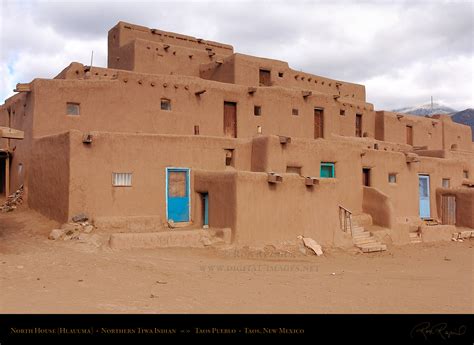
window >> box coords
[286,166,302,175]
[388,173,397,183]
[320,162,335,178]
[355,114,362,137]
[292,108,299,116]
[340,109,345,116]
[194,125,200,135]
[66,103,80,116]
[463,170,469,179]
[442,178,450,188]
[161,98,171,111]
[112,173,132,187]
[259,69,271,86]
[254,106,261,116]
[225,149,234,166]
[278,72,284,78]
[257,125,262,134]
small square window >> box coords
[463,170,469,179]
[257,125,262,134]
[340,109,345,116]
[254,106,261,116]
[388,173,397,183]
[278,72,284,78]
[442,178,450,188]
[112,172,132,187]
[66,102,80,116]
[292,108,299,116]
[161,99,171,111]
[320,162,335,178]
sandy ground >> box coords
[0,207,473,314]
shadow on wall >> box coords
[362,186,394,229]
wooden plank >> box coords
[0,127,24,140]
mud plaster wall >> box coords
[0,92,35,197]
[362,149,469,221]
[233,172,339,246]
[251,136,364,214]
[67,130,251,221]
[28,132,70,222]
[436,188,474,228]
[31,77,372,141]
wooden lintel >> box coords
[247,87,257,94]
[0,127,24,140]
[302,91,312,98]
[195,89,207,96]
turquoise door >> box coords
[166,168,190,222]
[419,175,430,219]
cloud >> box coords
[1,0,473,110]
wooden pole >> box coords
[5,155,9,197]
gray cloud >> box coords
[1,0,473,110]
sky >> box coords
[0,0,473,110]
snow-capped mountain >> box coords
[451,108,474,140]
[392,103,458,116]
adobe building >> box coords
[1,22,473,252]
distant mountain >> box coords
[392,103,458,116]
[451,108,474,140]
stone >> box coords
[201,237,212,246]
[83,225,94,233]
[62,223,81,232]
[48,229,64,240]
[72,213,88,223]
[302,237,324,256]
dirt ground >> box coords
[0,207,473,314]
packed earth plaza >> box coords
[0,22,473,314]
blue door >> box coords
[166,168,190,222]
[419,175,430,219]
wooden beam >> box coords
[302,90,312,98]
[14,83,31,93]
[0,127,24,140]
[195,89,206,96]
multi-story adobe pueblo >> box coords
[1,22,473,252]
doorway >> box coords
[418,174,430,219]
[200,192,209,227]
[224,102,237,138]
[0,157,5,196]
[362,168,371,186]
[356,114,362,137]
[406,125,413,145]
[441,195,456,225]
[259,69,271,86]
[166,168,190,223]
[314,108,324,139]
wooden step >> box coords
[352,232,371,239]
[354,237,378,245]
[352,226,365,233]
[360,244,387,253]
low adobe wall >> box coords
[362,186,394,228]
[436,187,474,228]
[28,132,70,223]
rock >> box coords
[83,225,94,233]
[167,220,175,228]
[201,237,212,246]
[72,213,88,223]
[49,229,64,240]
[61,223,81,232]
[302,237,324,256]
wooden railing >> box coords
[339,205,353,235]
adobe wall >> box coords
[28,132,70,222]
[202,53,367,103]
[0,92,35,196]
[233,172,339,246]
[250,136,364,215]
[375,111,472,152]
[361,149,469,222]
[436,188,474,228]
[67,130,251,222]
[108,22,233,76]
[30,71,374,141]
